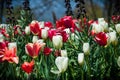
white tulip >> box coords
[8,42,17,49]
[32,36,39,43]
[117,56,120,67]
[61,50,67,57]
[52,35,63,49]
[39,21,44,28]
[64,28,70,34]
[115,24,120,34]
[0,33,4,42]
[25,26,30,35]
[92,23,104,33]
[55,57,68,73]
[83,42,90,55]
[78,53,84,65]
[71,33,79,40]
[98,18,109,32]
[108,31,118,45]
[41,28,48,39]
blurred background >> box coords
[0,0,120,24]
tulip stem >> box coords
[81,67,84,80]
[56,74,61,80]
[27,74,30,80]
[86,56,91,80]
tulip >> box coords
[8,42,17,49]
[0,41,7,49]
[25,26,30,35]
[51,57,68,74]
[44,21,53,28]
[55,57,68,73]
[54,50,61,57]
[43,47,52,56]
[52,35,63,49]
[21,60,34,74]
[2,47,19,64]
[64,28,71,34]
[48,29,57,40]
[78,53,84,65]
[94,32,108,46]
[83,43,90,55]
[108,31,118,45]
[61,16,73,28]
[32,36,39,43]
[39,21,44,28]
[29,20,40,35]
[60,31,69,42]
[98,18,108,32]
[92,23,104,33]
[115,24,120,34]
[61,50,67,57]
[25,42,45,58]
[71,33,79,40]
[0,42,7,62]
[41,28,48,39]
[117,56,120,67]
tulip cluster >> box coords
[0,16,120,80]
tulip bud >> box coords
[83,43,90,55]
[32,36,39,43]
[78,53,84,65]
[71,33,78,40]
[8,42,17,49]
[115,24,120,34]
[108,31,118,45]
[52,35,63,49]
[55,57,68,73]
[0,33,4,42]
[41,28,48,39]
[61,50,67,57]
[25,26,30,35]
[117,56,120,67]
[21,60,34,74]
[39,21,44,28]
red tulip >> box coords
[21,60,34,74]
[25,42,45,58]
[88,20,94,27]
[43,47,52,56]
[0,28,9,38]
[0,41,7,49]
[94,32,108,46]
[0,41,8,62]
[56,16,75,30]
[29,21,40,35]
[44,21,53,29]
[59,31,69,42]
[2,47,19,64]
[56,20,63,30]
[54,50,61,57]
[48,29,58,40]
[61,16,73,28]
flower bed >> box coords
[0,16,120,80]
